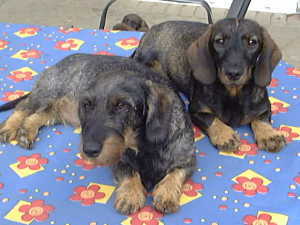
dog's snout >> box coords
[83,143,101,158]
[225,68,244,81]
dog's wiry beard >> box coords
[218,67,252,96]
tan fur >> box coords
[0,110,29,142]
[54,96,80,127]
[123,127,138,153]
[115,172,146,214]
[219,68,252,97]
[251,120,286,152]
[17,110,57,148]
[207,118,240,152]
[153,169,186,214]
[83,135,125,166]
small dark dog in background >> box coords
[112,13,149,31]
[134,18,286,153]
[0,54,195,215]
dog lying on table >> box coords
[0,54,196,214]
[133,18,286,153]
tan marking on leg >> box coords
[0,110,30,142]
[207,118,240,152]
[17,110,58,149]
[251,120,286,152]
[114,172,146,215]
[123,128,138,153]
[153,169,186,214]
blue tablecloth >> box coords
[0,23,299,225]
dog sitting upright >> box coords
[0,54,195,214]
[134,18,286,153]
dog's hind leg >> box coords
[16,108,59,149]
[0,110,31,143]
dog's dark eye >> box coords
[82,99,94,110]
[115,102,130,112]
[215,38,225,45]
[247,38,258,47]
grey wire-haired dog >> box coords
[0,54,196,215]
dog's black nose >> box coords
[226,68,243,81]
[84,149,100,158]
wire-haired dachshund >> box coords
[112,13,149,31]
[0,54,195,214]
[133,18,286,153]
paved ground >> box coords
[0,0,299,66]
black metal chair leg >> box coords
[99,0,118,29]
[226,0,251,19]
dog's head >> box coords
[113,14,149,31]
[187,18,281,88]
[79,76,172,165]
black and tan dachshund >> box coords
[134,18,286,153]
[0,54,195,214]
[112,14,149,32]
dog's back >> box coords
[134,21,208,94]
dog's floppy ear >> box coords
[253,27,282,87]
[145,80,172,145]
[186,25,216,85]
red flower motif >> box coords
[58,27,80,34]
[18,200,54,222]
[232,176,269,196]
[55,40,78,50]
[182,180,203,197]
[278,126,300,142]
[129,206,163,225]
[271,102,288,115]
[243,213,278,225]
[70,184,105,205]
[19,27,40,35]
[234,139,258,156]
[119,37,139,47]
[7,71,34,82]
[287,67,300,78]
[269,78,279,87]
[0,90,27,102]
[95,50,115,56]
[193,126,204,141]
[0,183,4,189]
[0,39,9,48]
[17,154,48,170]
[74,158,96,170]
[20,49,42,59]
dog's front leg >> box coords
[152,168,187,214]
[190,106,240,152]
[251,112,286,152]
[113,162,146,215]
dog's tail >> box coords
[0,93,30,112]
[134,50,159,67]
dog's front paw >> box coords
[256,129,286,153]
[153,187,180,214]
[208,120,240,152]
[0,122,18,143]
[16,127,38,149]
[114,178,146,215]
[252,121,286,153]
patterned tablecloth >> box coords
[0,23,300,225]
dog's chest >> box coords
[123,148,169,191]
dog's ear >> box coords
[145,81,172,145]
[253,27,282,87]
[186,25,216,85]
